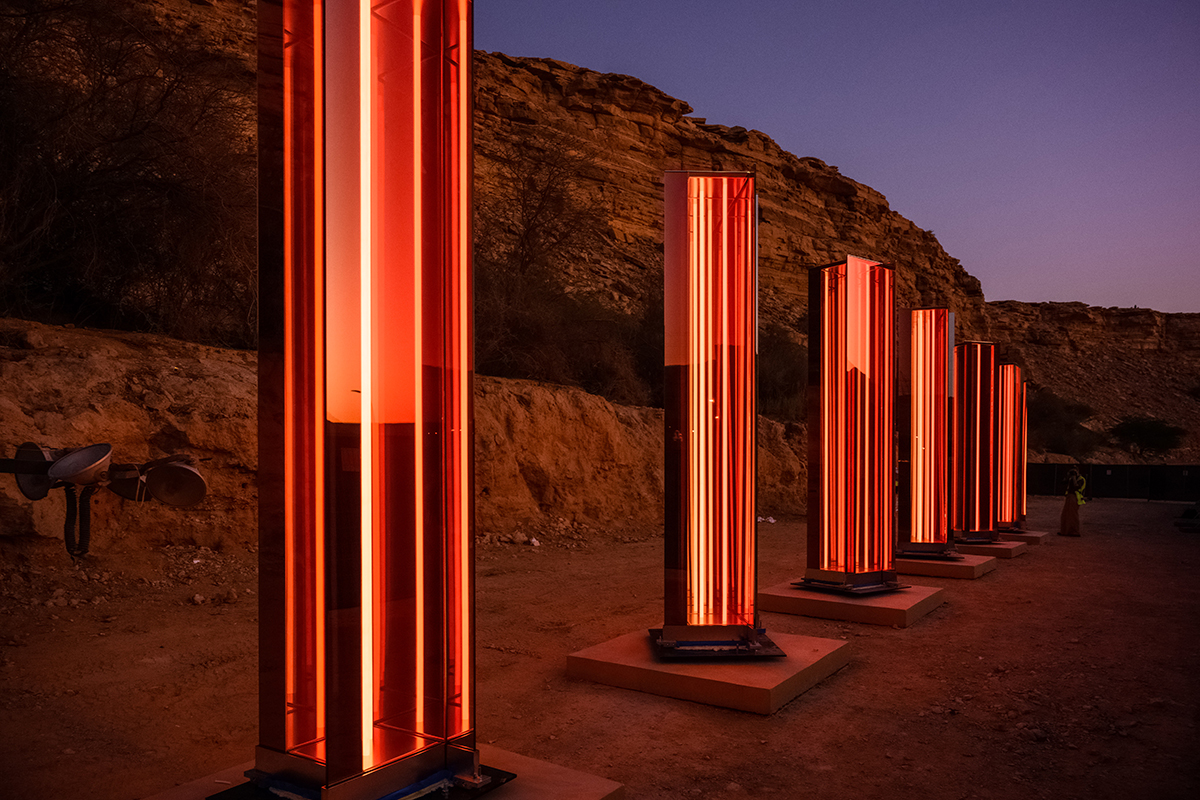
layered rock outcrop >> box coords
[983,302,1200,462]
[4,14,1194,559]
[0,320,805,550]
[474,52,988,339]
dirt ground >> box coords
[2,495,1198,800]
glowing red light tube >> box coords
[803,257,898,591]
[952,342,996,540]
[995,363,1025,530]
[1019,379,1028,519]
[257,2,478,796]
[897,308,954,555]
[662,171,766,650]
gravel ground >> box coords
[1,495,1197,799]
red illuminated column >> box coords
[257,2,486,798]
[660,171,778,656]
[1019,379,1028,519]
[897,308,955,556]
[995,363,1026,530]
[952,342,997,541]
[802,256,900,593]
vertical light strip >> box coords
[457,0,471,732]
[412,3,427,738]
[700,181,706,621]
[358,0,374,768]
[719,178,729,625]
[1019,381,1028,518]
[282,6,296,738]
[973,350,981,530]
[692,183,700,622]
[815,259,894,573]
[313,0,326,737]
[910,310,949,545]
[677,175,754,626]
[412,2,426,735]
[912,312,925,541]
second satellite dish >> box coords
[47,443,113,485]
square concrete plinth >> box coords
[566,630,849,714]
[955,540,1028,558]
[998,529,1052,545]
[480,744,624,800]
[144,748,623,800]
[757,582,945,627]
[894,553,998,579]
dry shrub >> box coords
[0,0,257,347]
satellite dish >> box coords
[48,443,113,485]
[107,464,151,502]
[146,461,207,507]
[14,442,55,500]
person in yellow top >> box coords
[1058,467,1086,537]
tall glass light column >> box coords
[896,308,957,558]
[800,256,902,594]
[952,342,997,542]
[994,363,1027,531]
[256,3,499,798]
[658,171,780,657]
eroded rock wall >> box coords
[474,52,988,338]
[0,321,805,551]
[983,302,1200,462]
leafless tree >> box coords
[0,0,256,346]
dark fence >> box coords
[1028,463,1200,503]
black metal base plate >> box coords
[895,550,964,561]
[208,766,516,800]
[649,628,786,659]
[953,532,999,544]
[791,578,909,596]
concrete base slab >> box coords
[480,745,624,800]
[955,540,1027,558]
[894,553,998,579]
[998,529,1052,545]
[143,747,623,800]
[143,761,254,800]
[566,630,849,714]
[757,582,945,627]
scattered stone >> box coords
[192,594,206,605]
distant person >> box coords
[1058,467,1086,536]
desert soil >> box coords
[1,496,1198,800]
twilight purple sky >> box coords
[476,0,1200,313]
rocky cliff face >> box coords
[0,320,806,550]
[474,52,989,338]
[4,8,1194,559]
[474,52,1198,463]
[984,302,1200,462]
